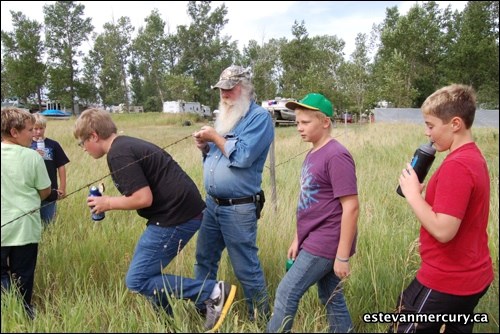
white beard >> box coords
[214,95,251,136]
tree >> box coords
[241,39,280,101]
[85,17,134,108]
[175,1,238,108]
[339,33,372,114]
[280,20,314,98]
[372,2,445,107]
[44,1,93,115]
[1,11,45,110]
[447,1,499,107]
[131,9,169,110]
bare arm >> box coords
[57,165,67,198]
[87,186,153,214]
[38,186,52,201]
[334,194,359,278]
[399,163,461,243]
[287,232,299,260]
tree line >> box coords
[1,1,498,115]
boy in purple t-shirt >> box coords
[267,93,359,333]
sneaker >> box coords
[204,281,237,331]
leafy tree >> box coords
[164,74,197,101]
[175,1,238,109]
[1,61,6,101]
[447,1,499,107]
[131,9,169,108]
[128,59,144,106]
[43,1,93,114]
[86,17,134,108]
[241,39,279,101]
[372,2,445,107]
[1,11,45,110]
[375,49,418,107]
[339,33,372,114]
[79,51,100,106]
[306,35,345,107]
[280,20,315,98]
[2,0,496,114]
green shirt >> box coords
[1,143,51,246]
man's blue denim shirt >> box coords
[203,100,274,198]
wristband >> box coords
[336,256,349,263]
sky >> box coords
[1,1,468,57]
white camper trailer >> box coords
[163,100,211,118]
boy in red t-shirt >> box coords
[391,84,494,332]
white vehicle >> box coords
[163,100,211,118]
[262,97,297,125]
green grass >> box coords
[2,113,498,332]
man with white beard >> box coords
[193,65,274,322]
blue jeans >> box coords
[40,200,56,224]
[266,249,353,333]
[125,218,216,313]
[195,196,270,319]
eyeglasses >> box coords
[78,138,89,148]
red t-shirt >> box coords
[417,142,494,295]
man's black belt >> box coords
[211,194,258,206]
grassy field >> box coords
[2,113,498,333]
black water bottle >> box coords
[89,186,105,221]
[397,142,436,197]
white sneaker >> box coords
[204,281,236,331]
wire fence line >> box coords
[2,134,192,228]
[2,128,348,228]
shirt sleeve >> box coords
[431,160,472,219]
[225,111,274,168]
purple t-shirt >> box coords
[297,139,358,259]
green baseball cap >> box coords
[285,93,334,117]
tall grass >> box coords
[2,113,498,333]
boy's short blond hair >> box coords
[73,108,117,141]
[295,108,333,128]
[421,84,476,129]
[33,113,47,128]
[1,107,35,138]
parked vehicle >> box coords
[262,97,296,125]
[339,112,353,123]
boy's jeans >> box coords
[40,200,56,224]
[266,249,353,333]
[125,218,216,312]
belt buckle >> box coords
[213,196,220,205]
